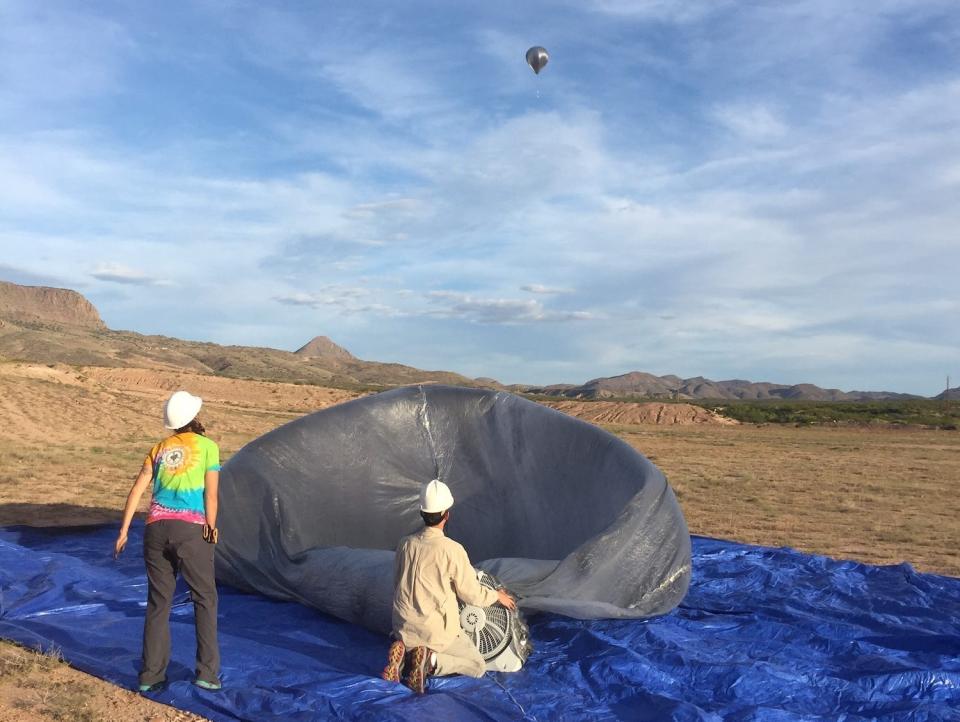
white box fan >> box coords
[458,569,533,673]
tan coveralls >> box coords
[392,526,499,677]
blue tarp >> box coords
[1,524,958,721]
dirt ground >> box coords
[543,399,735,425]
[1,361,958,721]
[0,643,204,722]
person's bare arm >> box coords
[203,470,219,529]
[115,460,152,557]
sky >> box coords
[1,1,958,394]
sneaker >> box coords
[403,646,435,695]
[194,678,222,690]
[137,681,164,693]
[381,639,406,683]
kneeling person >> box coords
[383,479,516,694]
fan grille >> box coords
[458,572,515,660]
[477,606,510,657]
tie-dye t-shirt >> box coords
[145,432,221,525]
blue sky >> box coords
[1,1,958,394]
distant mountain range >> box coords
[0,280,944,401]
[521,371,924,402]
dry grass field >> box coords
[1,361,958,720]
[620,424,960,575]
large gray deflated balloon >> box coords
[216,385,691,633]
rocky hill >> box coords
[294,336,356,361]
[935,387,960,401]
[0,281,497,391]
[0,280,105,330]
[525,371,921,402]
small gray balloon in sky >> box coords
[525,46,549,75]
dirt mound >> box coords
[545,400,736,426]
[0,280,105,329]
[0,364,360,447]
[83,367,357,413]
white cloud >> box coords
[713,103,788,140]
[90,263,170,286]
[273,292,331,309]
[942,163,960,185]
[274,285,367,307]
[313,45,462,124]
[583,0,732,22]
[273,286,406,318]
[342,198,426,220]
[426,291,593,325]
[521,284,574,295]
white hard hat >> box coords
[420,479,454,514]
[164,390,203,430]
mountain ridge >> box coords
[522,371,922,402]
[0,279,935,400]
[0,281,493,390]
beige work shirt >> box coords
[392,526,499,651]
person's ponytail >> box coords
[175,418,206,436]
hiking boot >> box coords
[381,639,406,683]
[403,646,436,694]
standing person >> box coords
[114,390,222,693]
[383,479,517,694]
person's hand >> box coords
[497,588,517,610]
[114,532,128,559]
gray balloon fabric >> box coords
[525,46,549,74]
[215,385,691,633]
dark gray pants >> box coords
[140,519,219,685]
